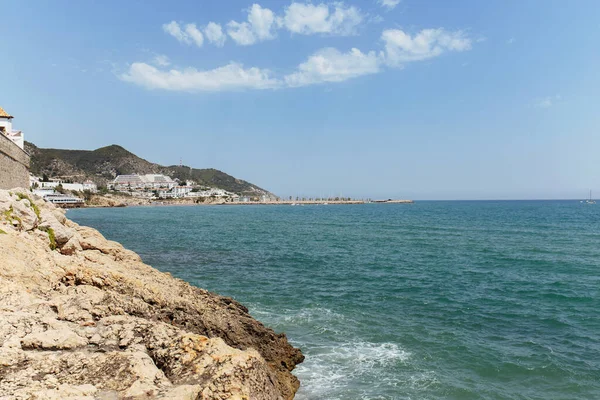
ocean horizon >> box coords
[69,201,600,399]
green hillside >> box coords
[25,142,272,196]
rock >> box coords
[0,190,303,399]
[38,211,74,246]
[11,197,39,231]
[60,236,82,255]
[21,329,88,350]
[29,384,97,400]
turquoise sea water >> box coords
[68,202,600,400]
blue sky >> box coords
[2,0,600,199]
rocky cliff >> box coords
[0,189,303,399]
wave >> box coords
[294,341,411,400]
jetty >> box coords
[225,199,414,206]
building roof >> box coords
[0,107,13,119]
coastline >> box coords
[0,189,303,399]
[83,194,414,208]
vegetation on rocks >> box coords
[15,192,41,219]
[38,226,56,250]
[2,206,22,230]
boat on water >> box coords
[585,190,596,204]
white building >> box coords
[0,106,24,150]
[157,186,192,199]
[36,179,97,193]
[83,180,97,193]
[110,174,176,191]
[186,188,236,198]
[143,174,177,189]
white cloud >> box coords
[205,22,226,47]
[283,2,364,35]
[125,24,474,92]
[507,37,516,44]
[382,28,472,66]
[153,54,170,67]
[162,21,203,47]
[163,21,190,44]
[247,4,278,40]
[285,47,381,87]
[185,24,204,47]
[227,4,278,46]
[379,0,401,10]
[164,2,365,48]
[534,95,561,109]
[227,21,257,45]
[121,62,280,92]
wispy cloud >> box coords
[285,48,382,87]
[121,62,280,92]
[153,54,171,67]
[204,22,227,47]
[381,28,472,66]
[227,4,278,46]
[507,37,516,45]
[165,2,366,48]
[123,25,473,92]
[534,95,561,109]
[162,21,204,47]
[163,21,188,44]
[378,0,401,10]
[282,2,364,36]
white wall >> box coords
[39,182,85,192]
[0,118,12,134]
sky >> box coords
[2,0,600,200]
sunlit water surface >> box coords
[69,201,600,399]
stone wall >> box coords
[0,134,30,190]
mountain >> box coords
[25,142,273,197]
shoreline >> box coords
[0,189,303,399]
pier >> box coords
[226,199,414,206]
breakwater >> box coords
[226,199,414,205]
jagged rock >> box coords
[0,190,303,399]
[59,235,82,255]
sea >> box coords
[68,201,600,400]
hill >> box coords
[25,142,273,197]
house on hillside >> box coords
[0,106,24,149]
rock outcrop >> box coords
[0,189,303,399]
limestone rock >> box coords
[21,329,88,350]
[11,196,39,231]
[0,190,303,399]
[38,210,73,246]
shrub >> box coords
[38,226,57,250]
